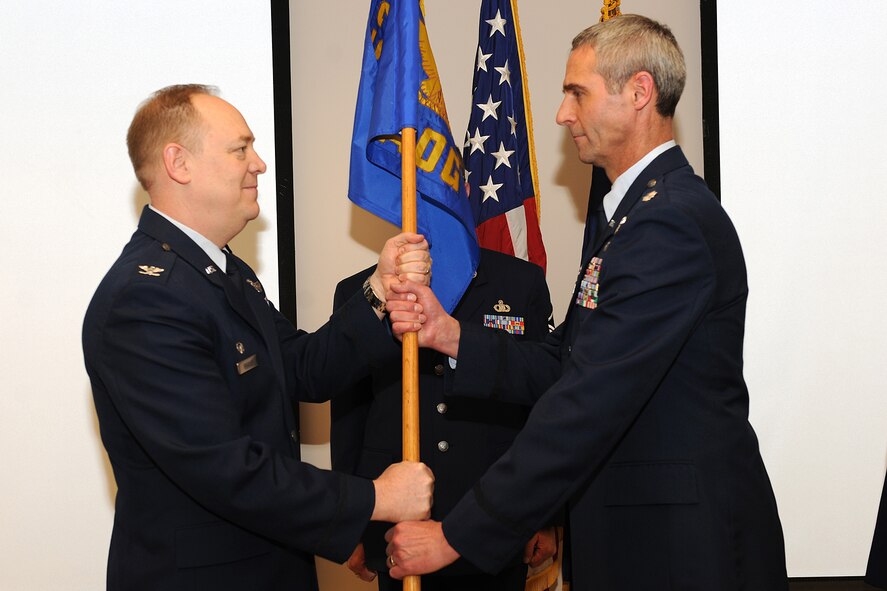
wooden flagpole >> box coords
[400,126,421,591]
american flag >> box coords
[464,0,546,273]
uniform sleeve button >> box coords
[433,364,445,376]
[436,403,448,414]
[437,440,449,452]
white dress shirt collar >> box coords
[148,205,228,273]
[602,140,677,221]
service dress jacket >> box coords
[331,249,553,584]
[82,207,394,591]
[440,147,789,590]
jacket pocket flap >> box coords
[175,521,272,568]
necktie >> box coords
[225,250,247,295]
[596,208,609,239]
[224,249,258,327]
[582,207,609,261]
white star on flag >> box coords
[476,47,492,72]
[477,94,501,121]
[486,9,507,37]
[491,142,515,169]
[463,0,547,272]
[467,127,490,154]
[495,60,511,86]
[479,175,504,202]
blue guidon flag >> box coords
[464,0,546,273]
[349,0,480,313]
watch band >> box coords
[362,277,386,314]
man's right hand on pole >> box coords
[386,281,461,358]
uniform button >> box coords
[567,346,572,353]
[433,364,445,376]
[437,440,449,452]
[436,403,448,414]
[290,430,298,442]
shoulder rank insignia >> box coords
[493,299,511,313]
[246,279,263,293]
[138,265,164,277]
[642,190,657,202]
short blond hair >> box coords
[572,14,686,117]
[126,84,218,190]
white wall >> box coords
[718,0,887,576]
[0,2,277,589]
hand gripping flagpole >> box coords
[400,126,421,591]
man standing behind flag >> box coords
[464,0,546,272]
[349,0,479,313]
[345,2,559,589]
[331,249,555,591]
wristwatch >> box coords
[362,277,386,314]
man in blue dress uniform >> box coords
[83,84,434,591]
[383,15,788,591]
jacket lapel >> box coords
[137,207,264,338]
[565,147,692,331]
[226,251,287,390]
[137,207,293,445]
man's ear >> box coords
[630,71,655,111]
[162,143,191,185]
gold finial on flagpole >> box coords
[600,0,622,22]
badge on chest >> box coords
[483,299,525,334]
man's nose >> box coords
[555,98,572,126]
[251,151,267,174]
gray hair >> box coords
[572,14,686,117]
